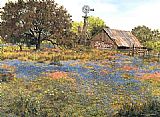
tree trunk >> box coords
[36,40,40,50]
[19,45,23,51]
[36,32,41,50]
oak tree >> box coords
[132,25,153,44]
[0,0,72,50]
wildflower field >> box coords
[0,47,160,116]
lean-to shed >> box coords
[91,28,143,49]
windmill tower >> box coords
[81,5,94,45]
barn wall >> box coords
[91,30,117,49]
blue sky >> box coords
[1,0,160,30]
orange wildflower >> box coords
[46,71,75,83]
[139,72,160,81]
[122,65,138,71]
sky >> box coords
[1,0,160,31]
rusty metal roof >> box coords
[104,28,143,47]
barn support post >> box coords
[158,52,160,62]
[131,44,135,56]
[128,48,131,56]
[142,50,145,58]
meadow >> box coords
[0,46,160,116]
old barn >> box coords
[91,28,143,50]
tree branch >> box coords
[29,29,35,36]
[42,38,57,45]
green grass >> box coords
[0,46,118,62]
[0,45,160,116]
[1,76,160,117]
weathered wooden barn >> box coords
[91,28,143,49]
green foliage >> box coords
[72,16,107,36]
[71,21,83,34]
[132,25,153,44]
[152,29,160,41]
[145,41,160,51]
[132,25,160,45]
[0,0,72,50]
[87,16,108,36]
[71,16,107,46]
[0,37,3,44]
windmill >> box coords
[81,5,94,45]
[82,5,94,34]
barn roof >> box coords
[103,28,143,47]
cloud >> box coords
[0,0,6,7]
[1,0,160,30]
[55,0,118,21]
[107,1,160,30]
[0,0,17,7]
[130,1,160,28]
